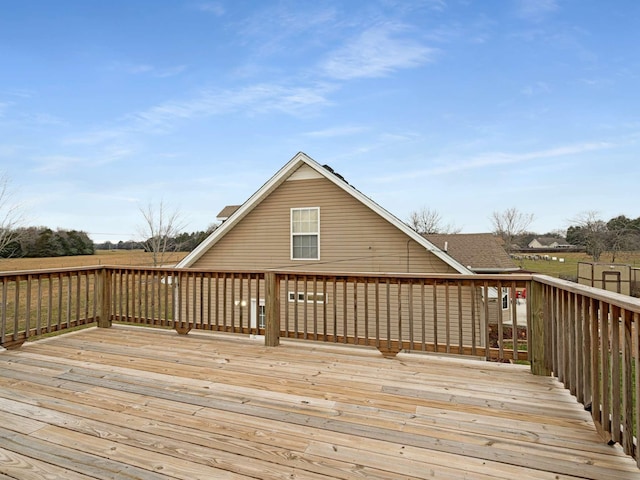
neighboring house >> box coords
[528,237,572,249]
[423,233,519,274]
[177,152,507,346]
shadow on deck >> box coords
[0,325,638,479]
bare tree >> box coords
[407,207,461,234]
[567,210,608,262]
[490,207,534,251]
[0,172,26,257]
[138,200,187,266]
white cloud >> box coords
[108,62,187,78]
[303,125,368,138]
[32,155,86,173]
[372,141,613,182]
[515,0,559,21]
[321,23,438,80]
[127,83,335,130]
[194,2,225,16]
[0,89,32,98]
[63,82,336,146]
[0,102,13,117]
[521,81,551,96]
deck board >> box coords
[0,325,639,480]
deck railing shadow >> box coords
[1,266,639,466]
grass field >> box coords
[3,249,640,278]
[514,251,640,279]
[0,250,189,273]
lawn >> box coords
[514,251,640,279]
[0,250,188,272]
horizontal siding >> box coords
[194,174,455,274]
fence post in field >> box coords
[97,267,112,328]
[530,279,551,375]
[265,272,280,347]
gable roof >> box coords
[423,233,518,273]
[177,152,472,274]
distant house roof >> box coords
[177,152,473,274]
[423,233,518,273]
[216,205,241,222]
[528,237,570,248]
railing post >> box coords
[265,272,280,347]
[97,267,112,328]
[530,279,551,375]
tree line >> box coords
[0,227,94,258]
[565,212,640,262]
[95,229,215,254]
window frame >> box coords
[290,207,320,261]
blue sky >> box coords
[1,0,638,243]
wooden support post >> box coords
[530,279,551,375]
[265,272,280,347]
[97,268,112,328]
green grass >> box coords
[514,251,640,279]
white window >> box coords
[257,304,266,328]
[288,292,326,303]
[502,288,509,310]
[291,207,319,260]
[250,299,266,329]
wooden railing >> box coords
[1,266,640,466]
[271,271,530,360]
[0,267,102,349]
[531,275,640,463]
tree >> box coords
[407,207,461,234]
[568,211,608,262]
[139,200,187,266]
[489,207,534,251]
[0,172,26,258]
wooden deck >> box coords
[0,326,638,480]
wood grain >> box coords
[0,325,638,479]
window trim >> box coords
[290,207,320,261]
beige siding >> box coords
[193,173,455,274]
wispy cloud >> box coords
[0,89,33,98]
[128,83,334,129]
[64,82,336,146]
[303,125,367,138]
[32,145,134,174]
[32,155,86,174]
[0,102,13,117]
[193,2,225,16]
[25,113,68,126]
[321,23,438,80]
[372,141,613,182]
[108,62,187,78]
[236,4,338,57]
[515,0,559,21]
[521,81,551,96]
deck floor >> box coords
[0,325,638,480]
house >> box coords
[528,237,571,249]
[177,152,506,346]
[178,152,470,275]
[423,233,519,274]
